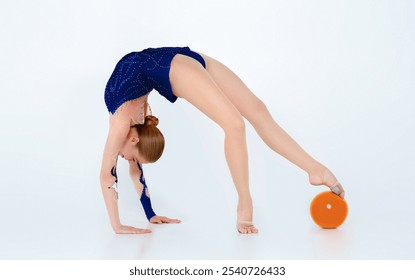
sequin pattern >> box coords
[104,46,207,115]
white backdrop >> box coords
[0,0,414,259]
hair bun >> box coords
[144,115,159,126]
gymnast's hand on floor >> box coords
[114,224,152,234]
[150,215,181,224]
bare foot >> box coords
[236,201,259,234]
[308,165,346,199]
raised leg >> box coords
[170,54,258,234]
[195,51,345,198]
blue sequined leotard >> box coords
[104,46,207,115]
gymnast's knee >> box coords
[253,99,267,113]
[223,116,245,134]
[246,99,268,126]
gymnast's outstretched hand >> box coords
[150,215,181,224]
[114,224,152,234]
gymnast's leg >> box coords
[195,51,345,198]
[170,54,258,234]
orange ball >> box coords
[310,191,348,229]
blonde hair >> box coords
[134,115,165,163]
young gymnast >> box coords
[100,46,346,235]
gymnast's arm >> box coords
[129,160,157,221]
[129,160,183,224]
[99,118,131,231]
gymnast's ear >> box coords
[130,136,140,144]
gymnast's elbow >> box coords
[99,173,114,189]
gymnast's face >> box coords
[119,127,148,163]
